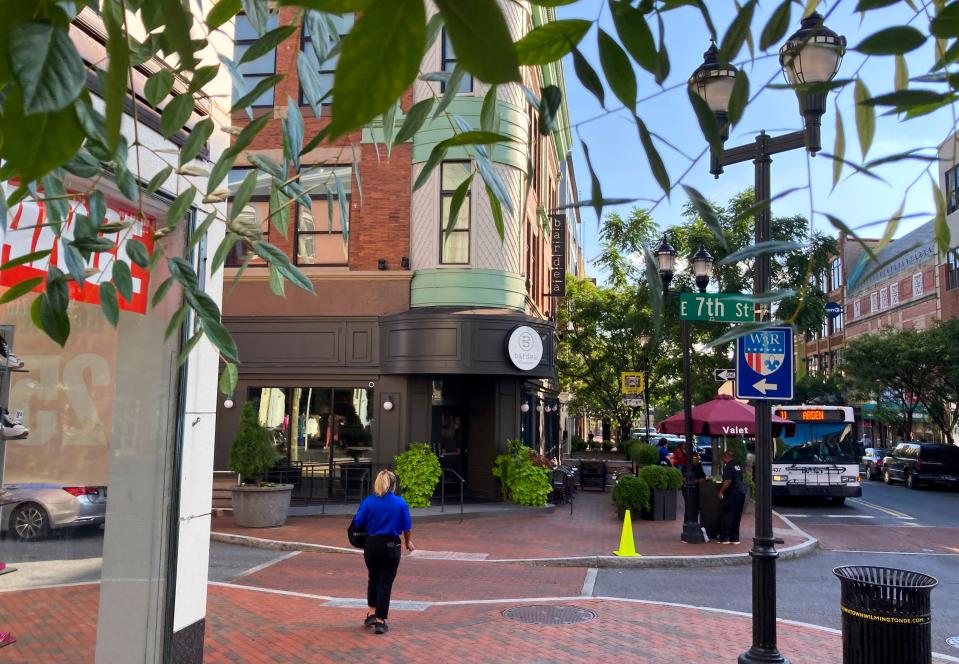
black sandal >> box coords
[364,614,377,627]
[374,621,389,635]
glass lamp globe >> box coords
[779,12,846,85]
[688,43,739,114]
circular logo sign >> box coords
[824,302,842,319]
[507,326,544,371]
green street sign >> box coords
[680,292,755,323]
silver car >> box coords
[0,484,107,541]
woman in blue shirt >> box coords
[352,469,414,634]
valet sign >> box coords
[506,326,543,371]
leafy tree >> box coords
[793,372,845,405]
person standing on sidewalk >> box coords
[353,470,414,634]
[717,451,746,544]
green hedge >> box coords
[612,475,650,513]
[639,464,683,490]
[629,443,660,467]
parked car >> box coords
[0,483,107,541]
[860,447,891,481]
[882,443,959,490]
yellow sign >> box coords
[621,372,645,394]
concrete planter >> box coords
[230,484,293,528]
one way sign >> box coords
[714,369,736,382]
[735,327,794,401]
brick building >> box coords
[213,3,584,498]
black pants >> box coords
[719,490,746,542]
[364,535,402,619]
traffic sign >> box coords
[714,368,736,382]
[824,302,842,319]
[680,292,755,323]
[735,327,794,401]
[621,372,645,394]
[622,397,644,407]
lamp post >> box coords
[654,237,713,545]
[689,13,845,664]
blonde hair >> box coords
[374,469,397,497]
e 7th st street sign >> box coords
[680,293,754,323]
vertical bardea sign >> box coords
[550,214,566,296]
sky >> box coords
[554,1,953,284]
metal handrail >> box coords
[440,467,465,522]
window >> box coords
[880,287,888,310]
[295,166,351,266]
[947,165,959,214]
[440,161,471,264]
[234,13,280,108]
[913,272,924,297]
[948,249,959,290]
[226,168,273,266]
[830,258,842,290]
[890,281,900,305]
[299,13,355,105]
[853,299,861,318]
[833,307,843,333]
[870,292,878,313]
[821,317,829,338]
[440,29,473,93]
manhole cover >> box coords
[947,636,959,650]
[502,605,596,625]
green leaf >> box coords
[126,238,151,268]
[103,0,130,151]
[424,12,444,53]
[240,24,297,65]
[147,166,174,194]
[176,331,204,366]
[894,55,908,91]
[932,176,950,257]
[930,2,959,38]
[437,131,512,149]
[636,118,669,197]
[861,89,947,108]
[413,144,448,191]
[687,89,723,158]
[207,0,242,29]
[251,241,315,293]
[328,0,425,139]
[187,212,218,255]
[63,150,102,178]
[432,65,467,121]
[63,244,87,285]
[717,241,802,265]
[232,74,283,112]
[145,70,174,107]
[276,0,370,10]
[727,70,749,126]
[169,256,200,291]
[161,95,194,138]
[39,291,71,347]
[164,305,189,340]
[0,90,83,182]
[241,0,269,36]
[179,118,214,166]
[643,245,663,335]
[480,86,499,133]
[1,250,52,271]
[609,1,656,74]
[99,282,119,326]
[515,19,591,65]
[486,184,505,241]
[855,26,926,55]
[444,172,474,237]
[539,86,562,136]
[681,185,727,250]
[269,187,291,238]
[851,81,875,163]
[381,100,399,158]
[855,0,898,10]
[832,105,845,189]
[296,51,327,119]
[202,316,240,362]
[654,12,670,85]
[185,288,222,323]
[760,0,791,52]
[718,0,757,64]
[10,21,86,114]
[581,140,603,223]
[229,170,260,222]
[435,0,519,84]
[0,277,43,304]
[165,186,197,229]
[160,0,197,71]
[283,97,304,171]
[268,264,286,296]
[112,260,133,301]
[211,233,239,274]
[219,362,239,396]
[189,65,220,94]
[597,29,636,111]
[572,48,604,108]
[71,236,116,252]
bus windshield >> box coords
[775,423,858,464]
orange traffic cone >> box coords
[613,510,641,557]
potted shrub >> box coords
[639,465,683,521]
[629,443,660,467]
[611,475,650,520]
[491,440,552,506]
[394,443,442,508]
[229,402,291,528]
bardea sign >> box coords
[506,326,544,371]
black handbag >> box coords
[347,520,367,549]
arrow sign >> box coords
[714,369,736,382]
[735,326,794,401]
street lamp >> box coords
[655,236,713,545]
[689,12,845,664]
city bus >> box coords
[771,405,861,504]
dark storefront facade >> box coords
[214,307,557,499]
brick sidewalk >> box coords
[3,584,955,663]
[212,491,808,561]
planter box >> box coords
[230,485,293,528]
[640,488,678,521]
[616,504,641,520]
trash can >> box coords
[833,566,938,664]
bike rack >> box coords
[440,467,465,522]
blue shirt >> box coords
[659,446,670,462]
[353,492,412,537]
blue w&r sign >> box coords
[735,327,794,401]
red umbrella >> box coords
[657,395,796,437]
